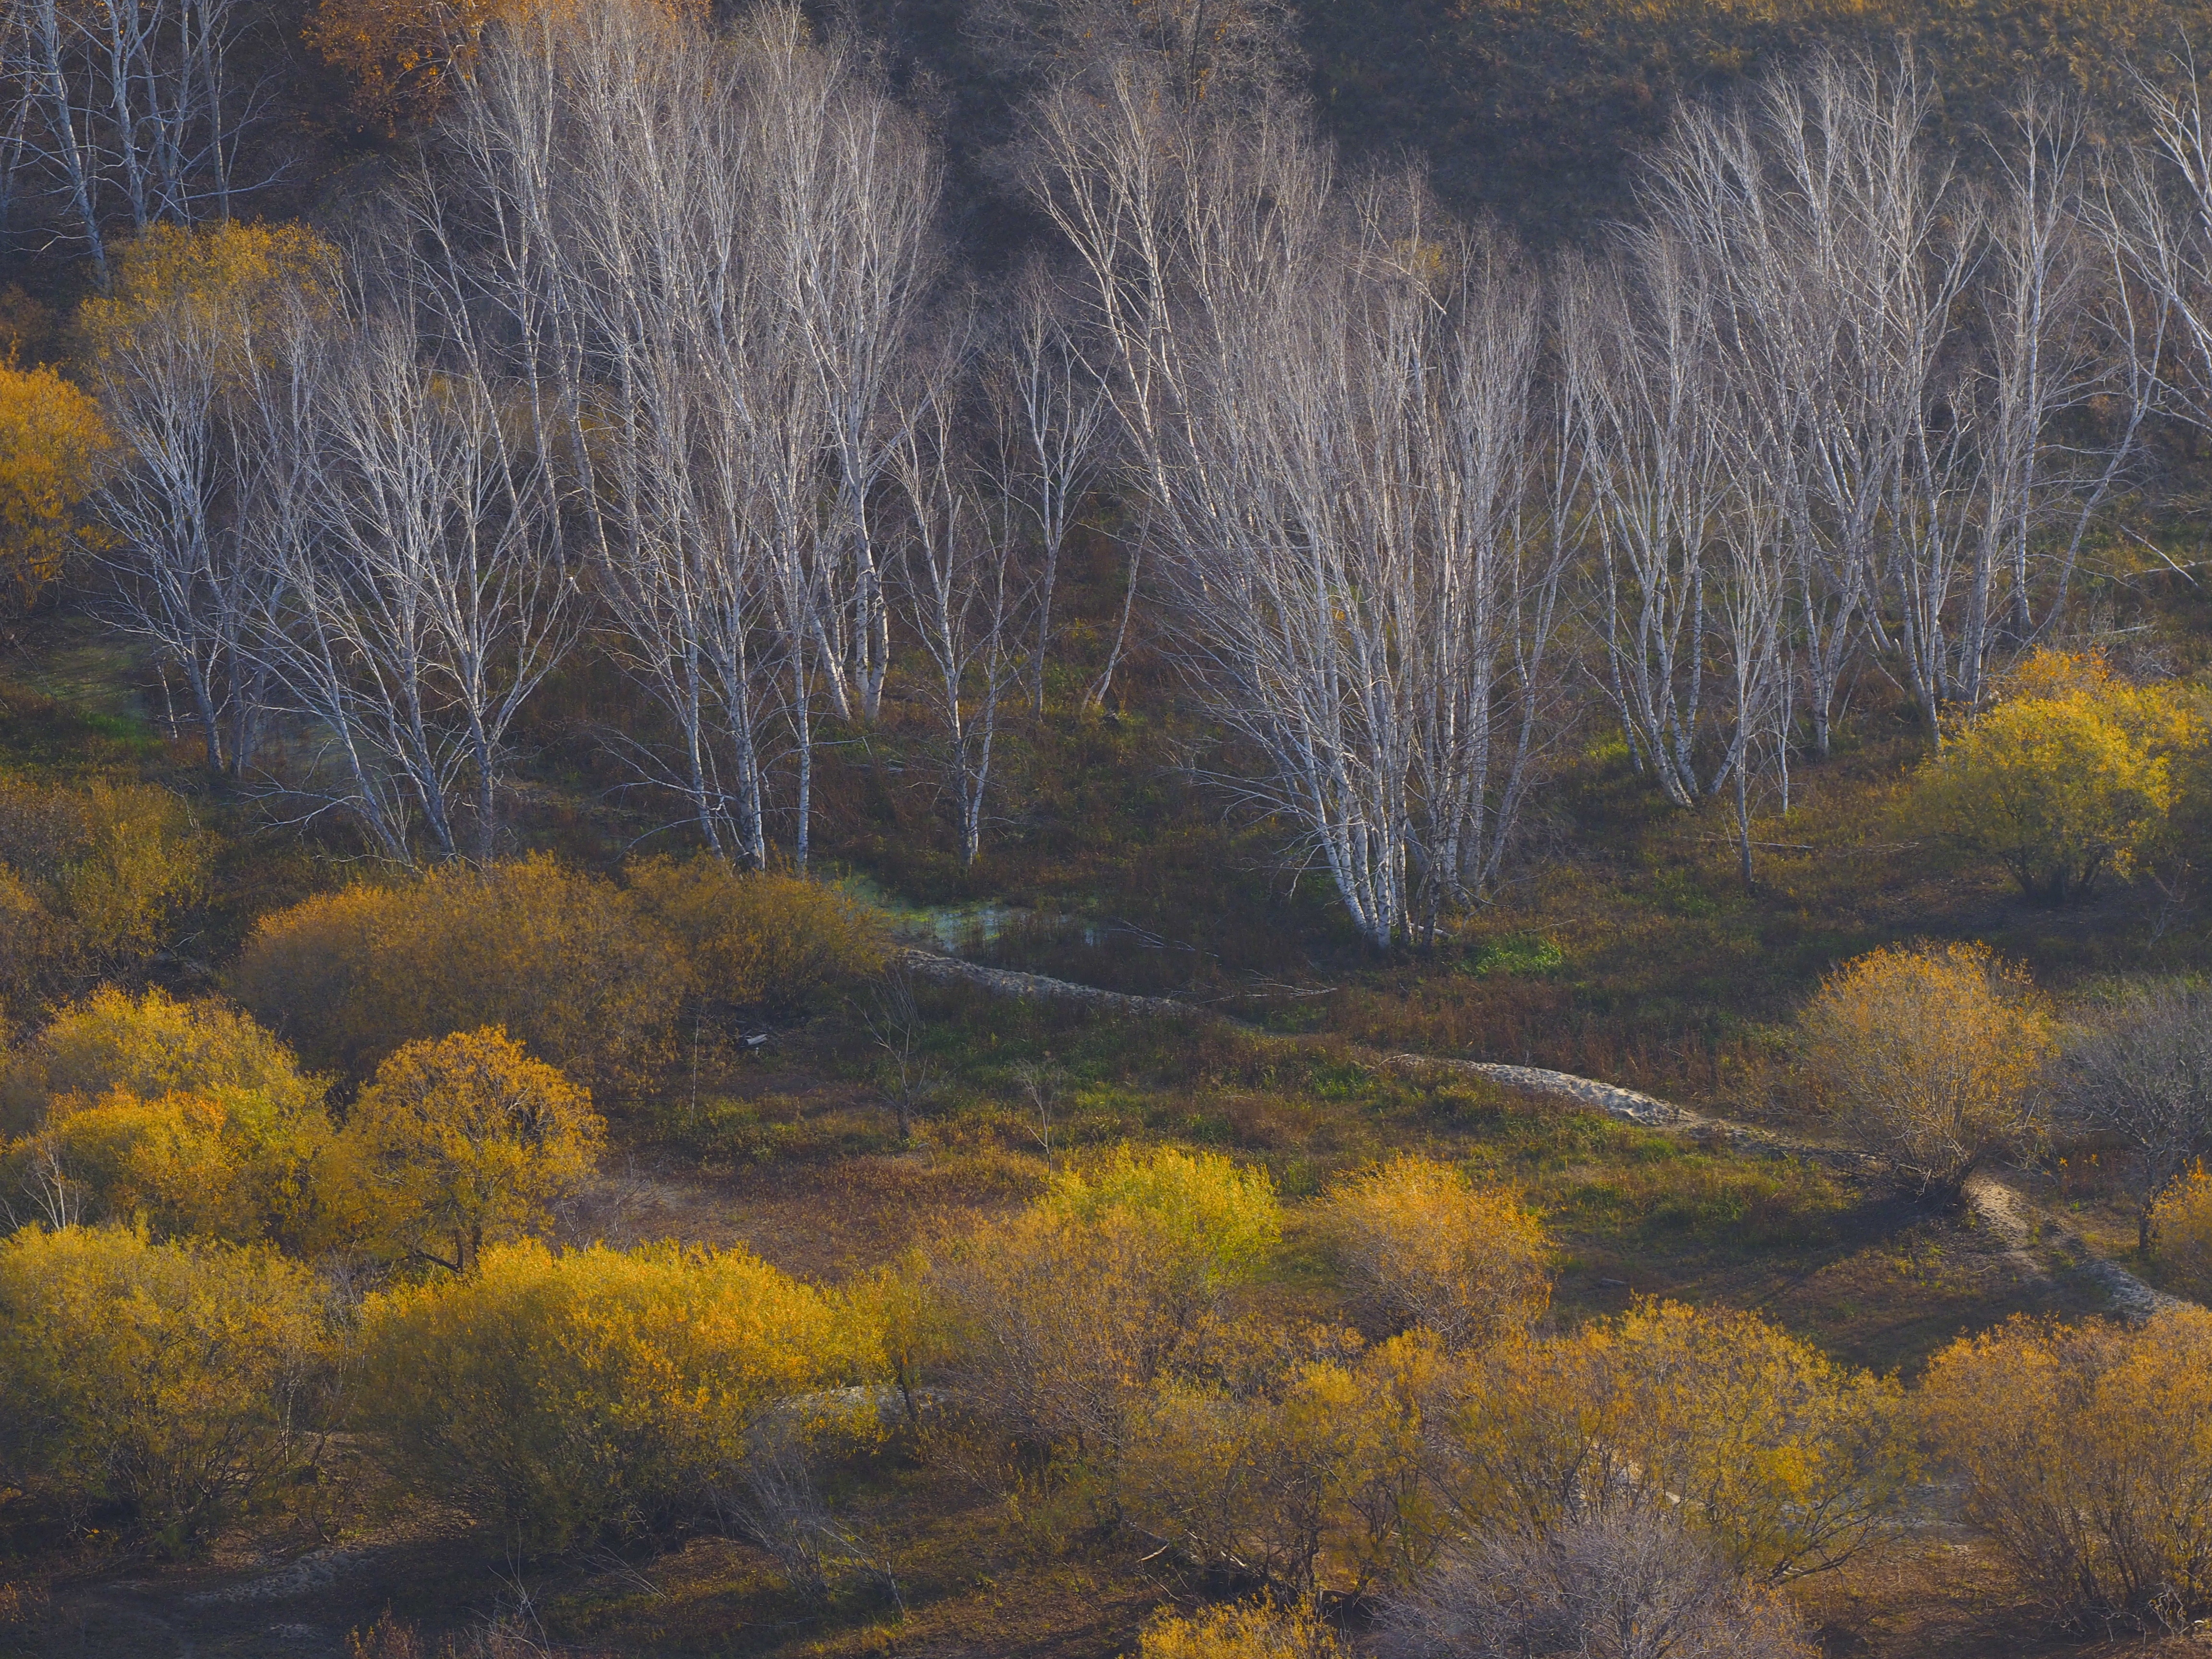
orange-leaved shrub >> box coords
[1137,1596,1342,1659]
[334,1027,603,1273]
[927,1145,1283,1460]
[0,985,321,1136]
[0,781,212,1031]
[1920,1307,2212,1625]
[231,854,685,1086]
[232,854,886,1088]
[2152,1167,2212,1298]
[1911,649,2201,902]
[1318,1154,1549,1347]
[1798,942,2053,1201]
[350,1238,867,1551]
[1445,1300,1912,1581]
[0,1223,325,1549]
[625,855,887,1015]
[0,989,340,1249]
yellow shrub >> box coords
[1119,1332,1447,1596]
[337,1027,603,1273]
[1319,1155,1549,1347]
[0,1224,325,1548]
[0,985,322,1137]
[1042,1144,1283,1297]
[926,1150,1281,1464]
[0,781,212,1022]
[0,361,112,610]
[2,1087,340,1250]
[352,1239,864,1550]
[1798,943,2053,1200]
[231,854,686,1087]
[1447,1300,1911,1580]
[1921,1307,2212,1623]
[625,857,887,1013]
[2151,1167,2212,1301]
[1913,654,2198,901]
[1137,1597,1341,1659]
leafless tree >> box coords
[890,328,1024,866]
[983,264,1112,714]
[1380,1510,1818,1659]
[1029,65,1563,946]
[3,0,274,277]
[2062,988,2212,1251]
[1561,233,1730,808]
[88,280,263,779]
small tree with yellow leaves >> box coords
[1445,1300,1912,1582]
[339,1027,603,1273]
[2150,1168,2212,1300]
[1137,1597,1341,1659]
[1799,943,2054,1202]
[0,1224,326,1551]
[1319,1155,1550,1348]
[1921,1307,2212,1625]
[1912,650,2199,902]
[0,363,112,613]
[352,1238,865,1551]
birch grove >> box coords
[53,0,2188,934]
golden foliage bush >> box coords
[1137,1596,1342,1659]
[0,989,339,1248]
[1319,1155,1549,1348]
[336,1027,602,1273]
[1798,942,2054,1200]
[928,1146,1284,1459]
[624,856,888,1013]
[2152,1167,2212,1298]
[0,986,321,1136]
[0,781,212,1028]
[77,223,338,398]
[0,362,112,611]
[1119,1331,1446,1596]
[1911,650,2200,902]
[231,854,686,1086]
[0,1089,342,1251]
[1920,1307,2212,1624]
[1447,1300,1912,1580]
[351,1238,863,1551]
[0,1223,325,1548]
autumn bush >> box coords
[0,989,340,1247]
[927,1145,1283,1460]
[2149,1168,2212,1300]
[0,781,212,1030]
[351,1239,867,1551]
[1137,1596,1343,1659]
[1318,1155,1550,1347]
[1920,1307,2212,1625]
[2062,988,2212,1251]
[624,855,889,1014]
[1379,1508,1817,1659]
[1444,1300,1912,1581]
[231,854,686,1087]
[0,985,321,1136]
[1118,1330,1444,1596]
[0,1223,326,1549]
[1911,651,2201,902]
[1798,942,2054,1201]
[334,1027,603,1273]
[0,361,112,611]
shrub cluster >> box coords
[231,854,886,1088]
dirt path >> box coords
[905,949,2187,1324]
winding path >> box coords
[901,948,2186,1323]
